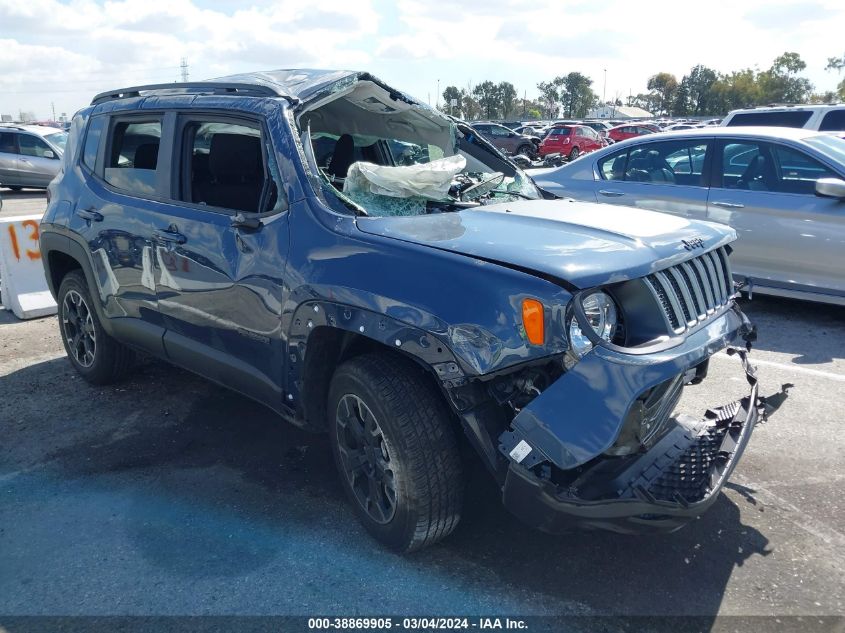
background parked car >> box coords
[514,125,545,138]
[581,120,614,137]
[471,122,538,157]
[607,123,660,143]
[721,104,845,132]
[0,124,67,189]
[538,124,605,160]
[532,127,845,305]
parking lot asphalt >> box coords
[0,191,843,620]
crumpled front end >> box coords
[497,303,768,534]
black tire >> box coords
[516,144,532,157]
[328,353,464,552]
[569,147,580,160]
[57,270,135,384]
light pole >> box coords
[603,68,607,105]
[436,79,440,109]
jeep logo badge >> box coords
[682,237,705,251]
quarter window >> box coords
[105,119,162,196]
[82,116,106,171]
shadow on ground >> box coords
[0,354,777,618]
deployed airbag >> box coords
[344,155,466,200]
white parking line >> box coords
[713,352,845,382]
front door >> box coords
[154,113,290,408]
[17,133,61,187]
[707,138,845,297]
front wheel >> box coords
[57,270,135,384]
[328,353,464,552]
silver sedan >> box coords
[532,127,845,306]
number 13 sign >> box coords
[0,214,57,319]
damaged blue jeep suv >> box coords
[41,70,765,551]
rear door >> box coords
[592,137,712,218]
[707,138,845,296]
[154,113,290,407]
[17,133,61,187]
[68,113,171,354]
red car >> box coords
[606,123,660,143]
[538,125,605,160]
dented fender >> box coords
[504,304,754,471]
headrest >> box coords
[209,134,261,181]
[134,143,159,170]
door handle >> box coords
[598,189,625,197]
[711,201,745,209]
[76,208,103,222]
[20,158,32,164]
[153,228,187,244]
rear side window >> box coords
[0,132,18,154]
[82,116,106,171]
[727,111,812,128]
[819,109,845,132]
[598,148,628,180]
[105,119,162,196]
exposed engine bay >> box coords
[296,77,541,217]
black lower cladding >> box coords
[501,383,759,535]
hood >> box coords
[355,199,736,289]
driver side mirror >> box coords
[44,150,55,159]
[815,178,845,200]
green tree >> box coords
[473,80,500,119]
[825,53,845,100]
[684,65,719,115]
[496,81,518,118]
[536,80,559,118]
[558,72,597,118]
[758,52,813,103]
[442,85,462,116]
[646,72,678,115]
[459,88,481,120]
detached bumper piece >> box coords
[502,349,764,535]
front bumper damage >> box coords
[497,304,772,534]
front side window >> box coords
[104,119,162,196]
[19,134,54,158]
[181,120,277,214]
[771,145,837,195]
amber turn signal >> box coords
[521,298,545,345]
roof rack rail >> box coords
[91,82,286,105]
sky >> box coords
[1,0,844,120]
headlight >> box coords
[568,291,619,357]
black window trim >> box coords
[96,111,172,203]
[172,111,285,218]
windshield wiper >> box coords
[488,189,534,199]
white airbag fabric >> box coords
[344,155,466,200]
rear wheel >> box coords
[328,353,464,552]
[568,147,580,160]
[57,270,135,384]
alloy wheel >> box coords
[62,289,96,368]
[335,394,398,524]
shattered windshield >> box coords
[297,77,540,217]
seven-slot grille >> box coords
[644,247,734,334]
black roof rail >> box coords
[90,82,287,105]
